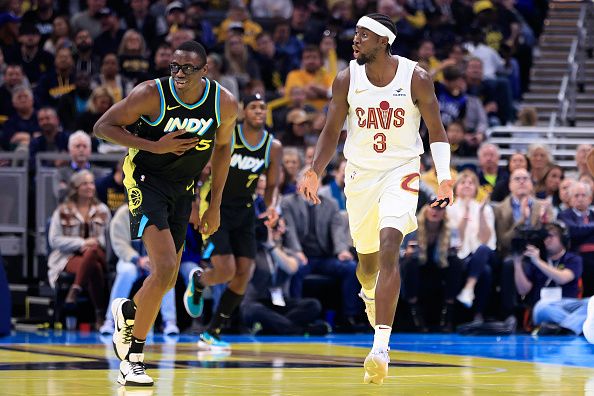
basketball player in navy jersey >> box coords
[184,94,282,350]
[298,14,454,384]
[94,40,238,386]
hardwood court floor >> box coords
[0,332,593,395]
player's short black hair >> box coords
[176,40,207,65]
[364,13,397,52]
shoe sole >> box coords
[197,340,231,352]
[112,298,129,361]
[117,372,154,387]
[584,297,594,342]
[363,355,388,385]
[183,269,203,318]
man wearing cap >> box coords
[0,12,21,48]
[184,94,282,351]
[21,0,56,44]
[95,8,125,58]
[6,23,54,85]
[298,13,453,385]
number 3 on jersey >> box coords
[374,133,386,153]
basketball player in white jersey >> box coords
[298,13,454,385]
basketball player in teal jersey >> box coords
[184,94,282,350]
[94,41,238,387]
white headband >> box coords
[357,16,396,45]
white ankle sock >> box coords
[372,324,392,352]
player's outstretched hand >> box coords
[199,206,220,237]
[152,129,200,155]
[432,179,455,208]
[297,168,321,205]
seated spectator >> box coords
[494,168,554,317]
[206,53,239,100]
[6,23,54,85]
[491,152,529,202]
[319,158,346,211]
[254,31,290,98]
[91,53,133,103]
[447,121,475,158]
[417,39,456,83]
[535,165,564,209]
[464,56,515,126]
[75,86,115,134]
[565,144,592,181]
[99,203,179,335]
[242,215,328,335]
[272,18,303,73]
[319,30,347,80]
[95,158,126,213]
[400,204,463,332]
[147,43,172,80]
[223,30,261,90]
[70,0,105,39]
[435,66,487,136]
[514,222,582,329]
[284,45,333,112]
[73,29,100,77]
[461,143,507,201]
[117,29,150,85]
[185,1,216,50]
[280,147,302,194]
[57,72,93,131]
[216,2,263,49]
[282,184,361,327]
[527,143,553,187]
[42,15,71,55]
[1,85,39,151]
[447,171,496,317]
[271,86,317,137]
[557,178,576,213]
[94,7,125,59]
[54,131,105,201]
[35,46,76,107]
[47,170,111,330]
[0,64,30,125]
[29,107,70,169]
[124,0,164,54]
[282,109,316,148]
[558,182,594,297]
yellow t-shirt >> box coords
[284,69,333,111]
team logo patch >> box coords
[128,187,143,211]
[400,173,420,194]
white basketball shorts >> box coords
[343,157,420,254]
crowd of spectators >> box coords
[6,0,593,337]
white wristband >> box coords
[430,142,452,184]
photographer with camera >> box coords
[494,168,554,318]
[513,222,584,335]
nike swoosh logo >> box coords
[167,105,181,110]
[186,181,195,191]
[355,89,369,94]
[234,144,245,149]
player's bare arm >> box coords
[199,87,238,236]
[264,139,282,207]
[264,139,283,224]
[93,81,200,155]
[411,66,454,207]
[299,68,350,204]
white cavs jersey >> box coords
[344,56,423,171]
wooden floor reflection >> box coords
[0,333,593,395]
